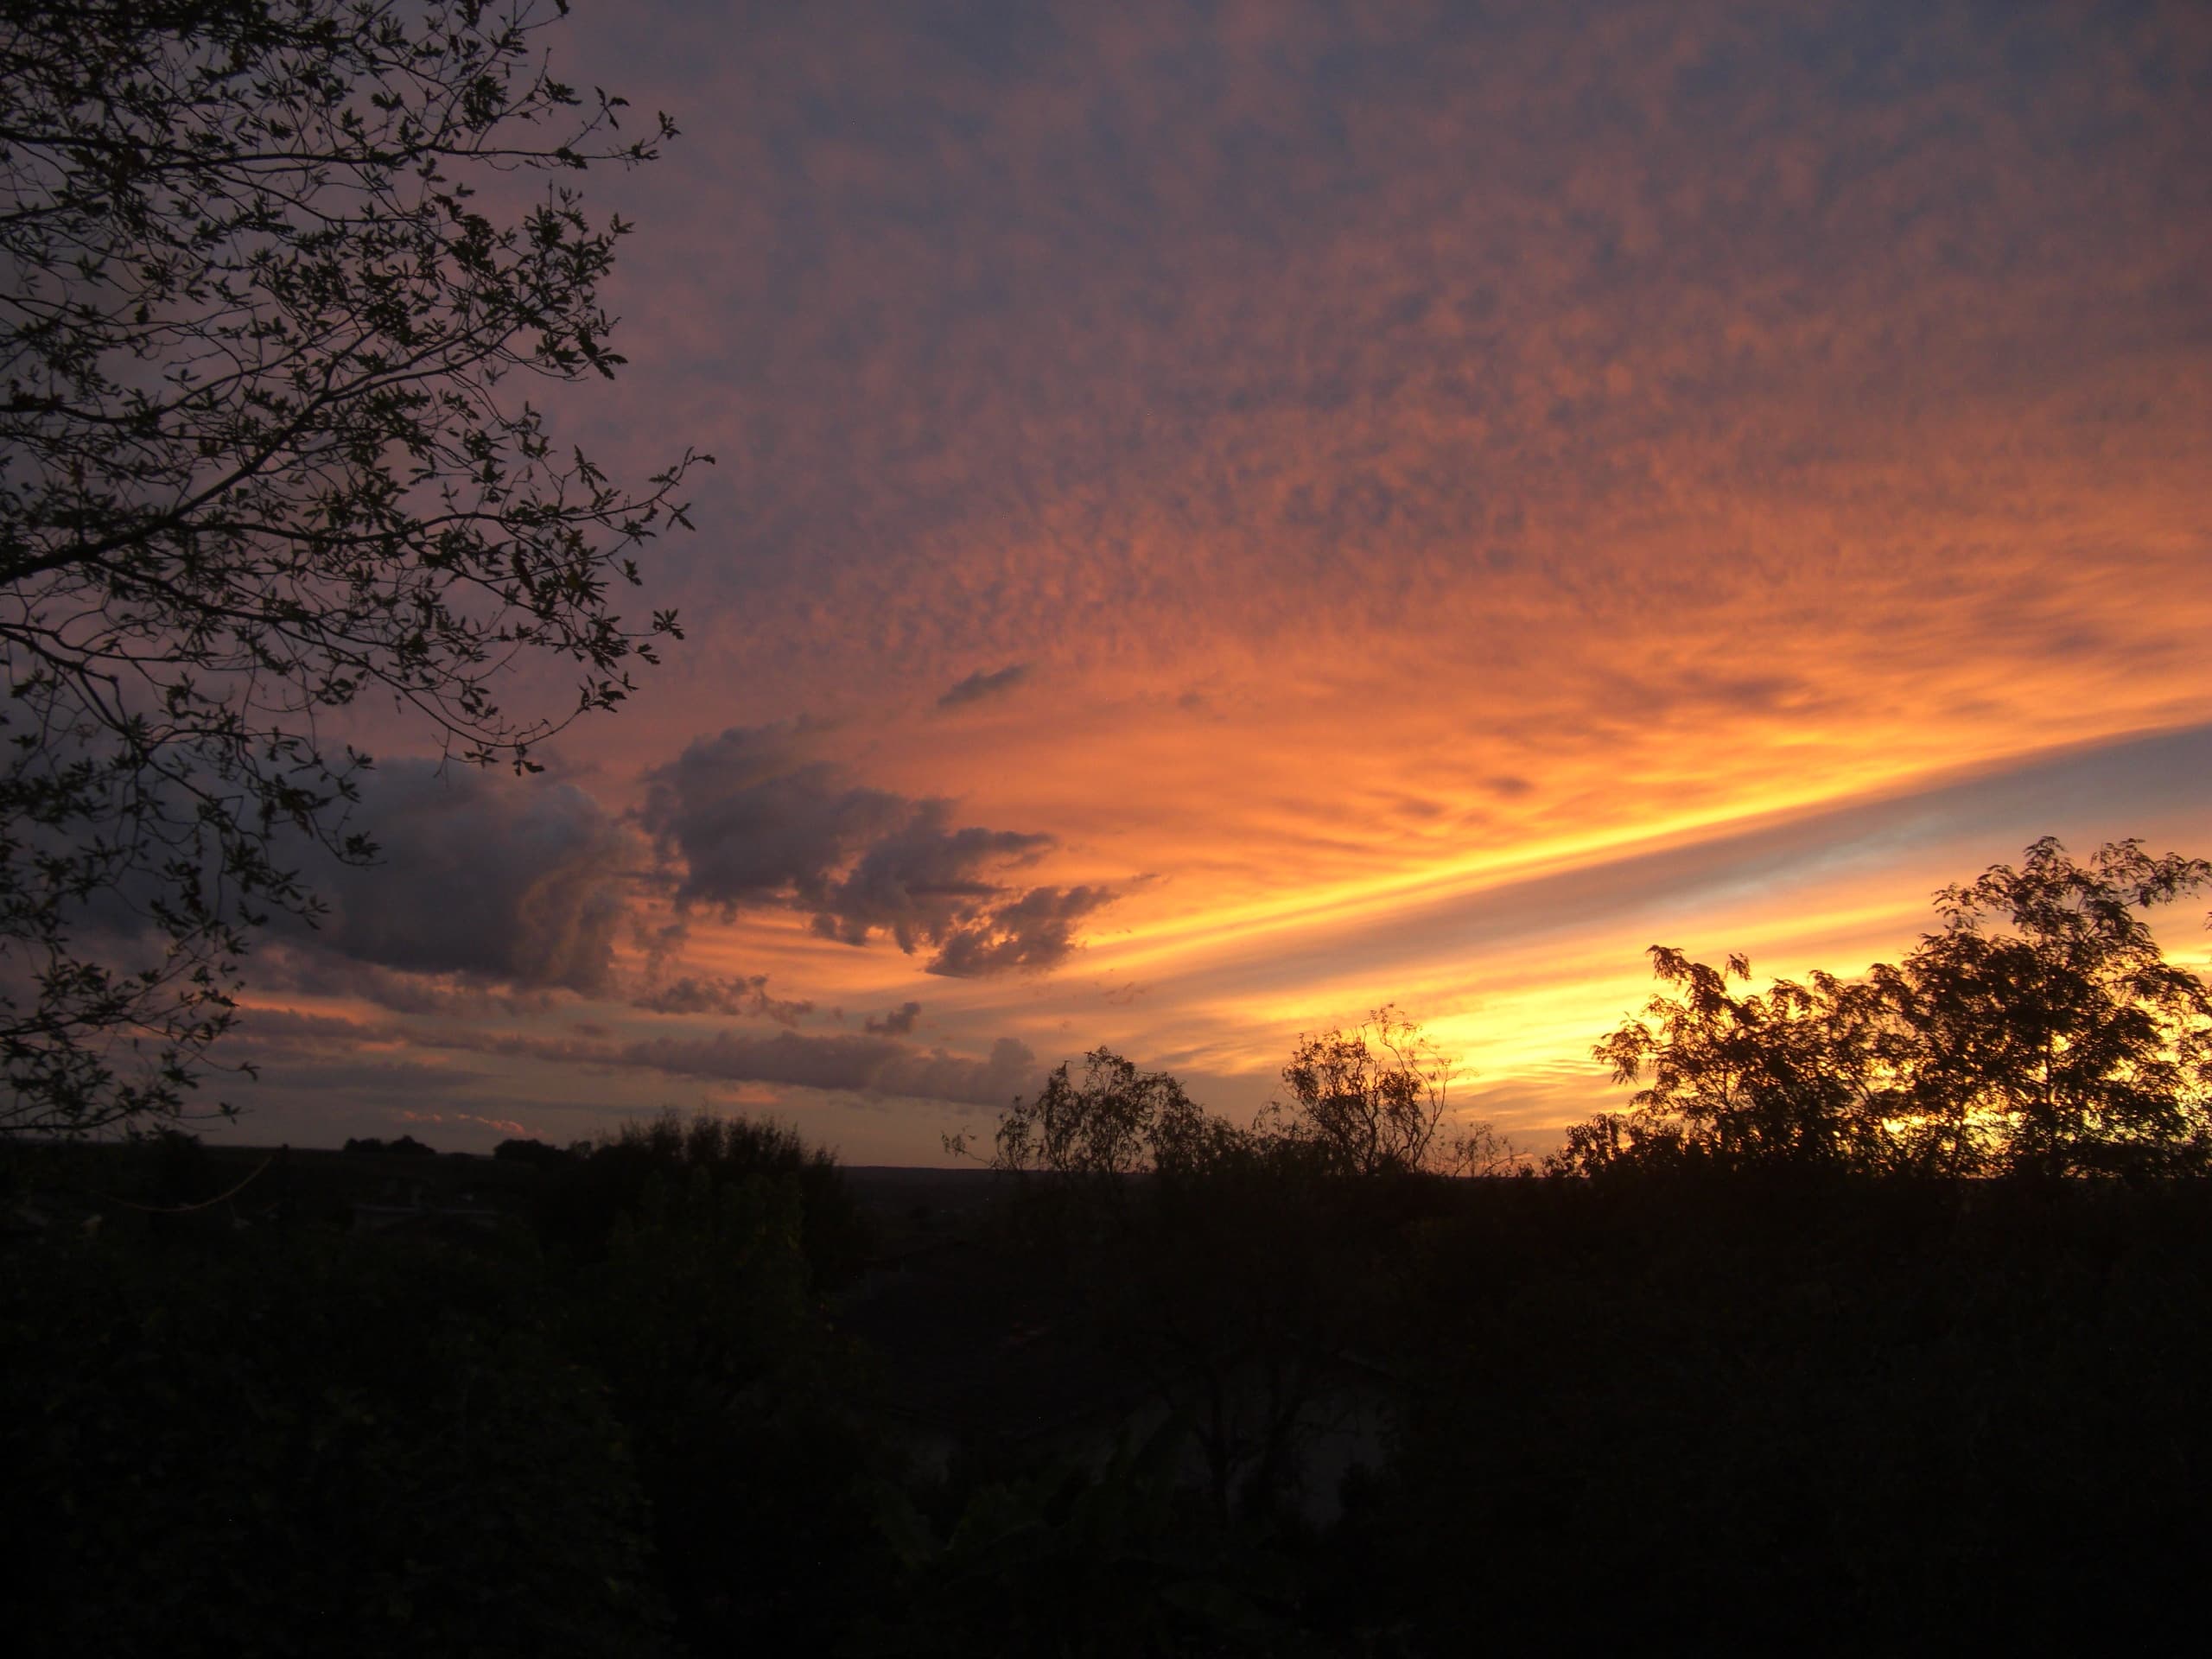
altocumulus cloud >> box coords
[640,723,1116,976]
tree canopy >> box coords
[1557,839,2212,1179]
[976,1046,1223,1185]
[1263,1006,1459,1178]
[0,0,703,1135]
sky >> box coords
[213,0,2212,1162]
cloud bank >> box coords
[631,973,815,1024]
[619,1028,1039,1107]
[278,760,635,999]
[229,1004,1041,1113]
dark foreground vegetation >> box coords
[9,1128,2212,1655]
[8,841,2212,1654]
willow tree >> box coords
[0,1,705,1134]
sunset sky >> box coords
[218,0,2212,1162]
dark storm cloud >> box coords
[865,1000,923,1035]
[938,664,1032,709]
[256,949,565,1019]
[632,973,815,1023]
[641,724,1116,973]
[638,725,909,912]
[806,802,1050,948]
[927,885,1120,979]
[284,760,636,996]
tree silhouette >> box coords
[977,1046,1224,1185]
[1896,836,2212,1177]
[1557,839,2212,1179]
[1572,949,1897,1173]
[969,1031,1482,1523]
[1263,1006,1468,1176]
[0,1,705,1136]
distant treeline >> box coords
[976,835,2212,1187]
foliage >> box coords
[22,1052,2212,1652]
[1898,836,2212,1177]
[1556,840,2212,1179]
[572,1161,818,1421]
[1,1227,670,1658]
[861,1424,1308,1657]
[4,1112,891,1653]
[980,1014,1504,1192]
[0,0,704,1136]
[495,1133,583,1167]
[1114,1132,1396,1523]
[976,1045,1229,1184]
[1369,1178,2212,1649]
[562,1129,891,1654]
[970,1041,1430,1523]
[544,1108,868,1285]
[341,1132,436,1156]
[1571,948,1898,1174]
[1263,1005,1499,1177]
